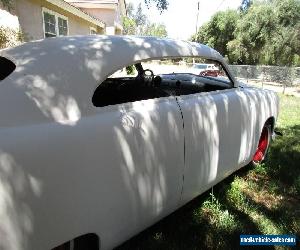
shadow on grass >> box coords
[116,124,300,250]
[265,125,300,192]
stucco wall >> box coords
[43,1,99,36]
[83,8,116,26]
[115,2,122,25]
[2,0,101,41]
[83,7,123,34]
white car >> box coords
[190,63,221,77]
[0,36,279,250]
[192,63,218,71]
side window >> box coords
[92,57,233,108]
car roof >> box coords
[1,35,235,84]
[0,36,236,127]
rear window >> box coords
[0,56,16,80]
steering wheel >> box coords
[142,69,154,86]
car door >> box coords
[88,95,185,248]
[177,88,250,204]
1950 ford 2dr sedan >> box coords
[0,36,279,250]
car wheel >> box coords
[251,124,271,166]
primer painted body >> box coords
[0,36,279,250]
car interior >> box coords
[92,59,232,107]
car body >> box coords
[0,35,279,250]
[191,63,224,77]
[199,69,219,77]
[192,63,217,71]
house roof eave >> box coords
[64,1,118,9]
[45,0,106,28]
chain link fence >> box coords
[229,65,300,94]
[115,61,300,96]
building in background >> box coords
[0,0,126,44]
[65,0,126,35]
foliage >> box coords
[192,10,238,63]
[193,0,300,66]
[0,27,9,48]
[0,0,11,10]
[0,0,26,49]
[144,0,168,12]
[126,65,136,75]
[122,16,136,35]
[239,0,252,12]
[143,23,167,37]
[134,3,147,27]
[122,2,168,37]
[228,3,278,65]
[0,26,24,49]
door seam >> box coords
[175,96,186,205]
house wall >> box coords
[1,0,102,41]
[115,2,123,26]
[64,0,126,34]
[82,7,123,35]
[42,1,100,36]
[82,8,116,26]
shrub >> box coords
[0,26,24,49]
[126,65,136,75]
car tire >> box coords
[251,124,272,166]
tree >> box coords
[126,1,135,17]
[267,0,300,66]
[228,3,277,64]
[239,0,252,12]
[0,0,25,48]
[144,0,168,12]
[0,0,11,9]
[192,0,300,66]
[143,23,167,37]
[134,3,147,26]
[122,16,137,35]
[0,26,24,49]
[228,0,300,65]
[122,2,168,37]
[134,3,147,34]
[0,0,12,11]
[192,10,238,61]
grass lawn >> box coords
[117,94,300,250]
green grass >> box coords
[117,94,300,250]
